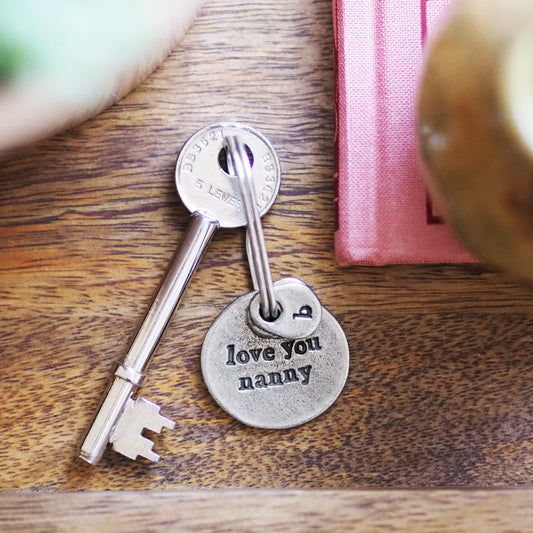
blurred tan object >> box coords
[0,0,203,155]
[418,0,533,284]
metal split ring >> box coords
[223,135,280,320]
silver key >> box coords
[79,123,281,464]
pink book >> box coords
[333,0,477,265]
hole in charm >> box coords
[259,302,282,323]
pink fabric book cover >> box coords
[333,0,477,265]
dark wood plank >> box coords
[1,0,533,492]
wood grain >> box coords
[2,489,533,532]
[1,0,533,494]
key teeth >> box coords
[109,396,175,462]
[113,434,159,463]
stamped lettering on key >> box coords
[177,123,281,229]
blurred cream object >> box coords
[0,0,203,155]
[418,0,533,284]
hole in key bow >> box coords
[218,144,254,176]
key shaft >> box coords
[80,214,217,464]
[124,214,217,371]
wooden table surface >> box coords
[2,0,533,529]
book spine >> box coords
[334,1,382,265]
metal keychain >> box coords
[79,123,281,464]
[201,135,349,429]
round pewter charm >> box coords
[201,291,350,429]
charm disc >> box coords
[201,291,350,429]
